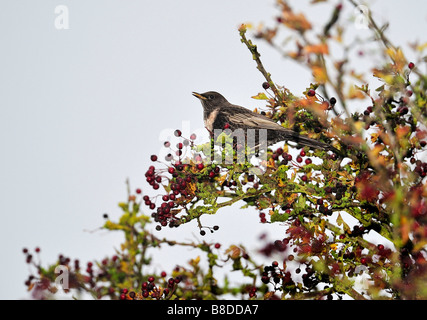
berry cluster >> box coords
[140,131,229,233]
[260,260,293,290]
[119,273,183,300]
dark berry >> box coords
[150,155,158,162]
[262,82,270,90]
[261,275,270,284]
[329,97,337,105]
[307,89,316,97]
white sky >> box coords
[1,0,426,299]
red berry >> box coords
[361,257,367,265]
[300,150,306,157]
[164,141,170,148]
[190,133,197,140]
[136,188,142,194]
[296,156,303,163]
[161,271,167,277]
[35,247,40,253]
[408,62,415,69]
[148,276,155,283]
[209,171,215,178]
[301,175,308,182]
[307,89,316,97]
[168,167,175,174]
[223,123,230,129]
[214,243,221,249]
[377,244,384,251]
[174,129,182,137]
[177,143,183,149]
[120,293,126,300]
[150,155,158,162]
[305,158,312,165]
[196,163,204,170]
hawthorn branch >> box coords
[239,25,284,109]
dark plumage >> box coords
[192,91,338,153]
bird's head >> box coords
[192,91,228,109]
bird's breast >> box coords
[204,108,219,132]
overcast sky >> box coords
[1,0,426,299]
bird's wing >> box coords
[225,105,285,131]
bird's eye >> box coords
[208,94,215,100]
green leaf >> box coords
[251,92,268,100]
[294,194,307,213]
[271,211,289,222]
[258,197,270,209]
[336,213,350,233]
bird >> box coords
[192,91,339,153]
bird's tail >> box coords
[278,130,341,155]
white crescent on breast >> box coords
[204,108,219,132]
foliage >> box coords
[23,0,427,300]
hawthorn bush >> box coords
[23,1,427,300]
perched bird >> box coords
[192,91,338,153]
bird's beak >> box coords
[192,92,207,100]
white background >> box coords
[1,0,426,299]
